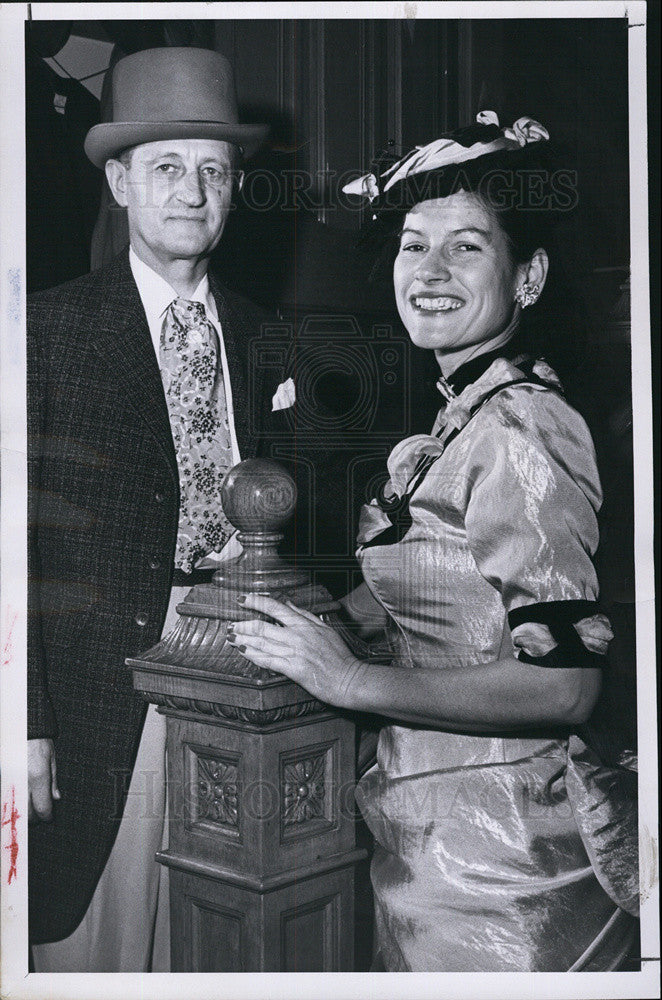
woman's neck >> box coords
[434,308,521,380]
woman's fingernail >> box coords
[236,595,247,604]
[255,591,271,596]
[227,631,236,644]
[238,644,247,654]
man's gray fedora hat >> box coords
[84,47,269,168]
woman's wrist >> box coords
[335,656,371,710]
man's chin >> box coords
[161,238,215,260]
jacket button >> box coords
[135,613,148,627]
[154,492,165,503]
[149,557,162,570]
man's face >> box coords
[106,139,238,270]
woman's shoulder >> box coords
[461,359,602,505]
[479,357,593,439]
[446,356,591,451]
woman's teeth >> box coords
[412,296,463,311]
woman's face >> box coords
[393,190,524,359]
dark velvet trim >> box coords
[508,599,602,630]
[447,345,523,395]
[510,600,608,670]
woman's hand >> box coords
[228,595,366,707]
[227,597,601,732]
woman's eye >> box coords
[455,243,481,252]
[400,242,427,253]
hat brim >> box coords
[84,121,270,169]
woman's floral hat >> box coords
[343,111,550,219]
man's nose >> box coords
[175,169,206,206]
[415,248,451,282]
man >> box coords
[27,47,280,971]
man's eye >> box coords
[202,166,229,182]
[155,163,177,174]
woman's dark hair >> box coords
[488,198,555,267]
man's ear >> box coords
[105,159,129,208]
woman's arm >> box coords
[231,390,608,732]
[229,595,602,731]
[339,655,602,730]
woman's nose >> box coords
[176,170,206,205]
[415,249,451,282]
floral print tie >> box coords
[160,298,234,572]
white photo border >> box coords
[1,3,657,998]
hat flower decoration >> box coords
[342,111,550,218]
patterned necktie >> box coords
[160,298,234,573]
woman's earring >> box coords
[514,283,540,308]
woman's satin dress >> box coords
[355,358,639,972]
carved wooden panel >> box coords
[190,896,245,972]
[280,893,340,971]
[168,865,356,971]
[279,740,336,841]
[186,743,242,840]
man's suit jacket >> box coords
[27,249,278,943]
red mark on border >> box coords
[2,786,20,883]
[2,608,19,667]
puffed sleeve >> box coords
[463,384,612,668]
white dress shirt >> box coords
[129,247,242,564]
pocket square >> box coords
[271,377,296,411]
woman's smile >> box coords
[393,189,526,371]
[410,294,464,312]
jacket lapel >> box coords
[88,254,264,478]
[90,251,178,481]
[209,272,264,460]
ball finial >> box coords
[220,458,297,534]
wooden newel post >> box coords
[127,459,366,972]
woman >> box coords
[227,112,639,972]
